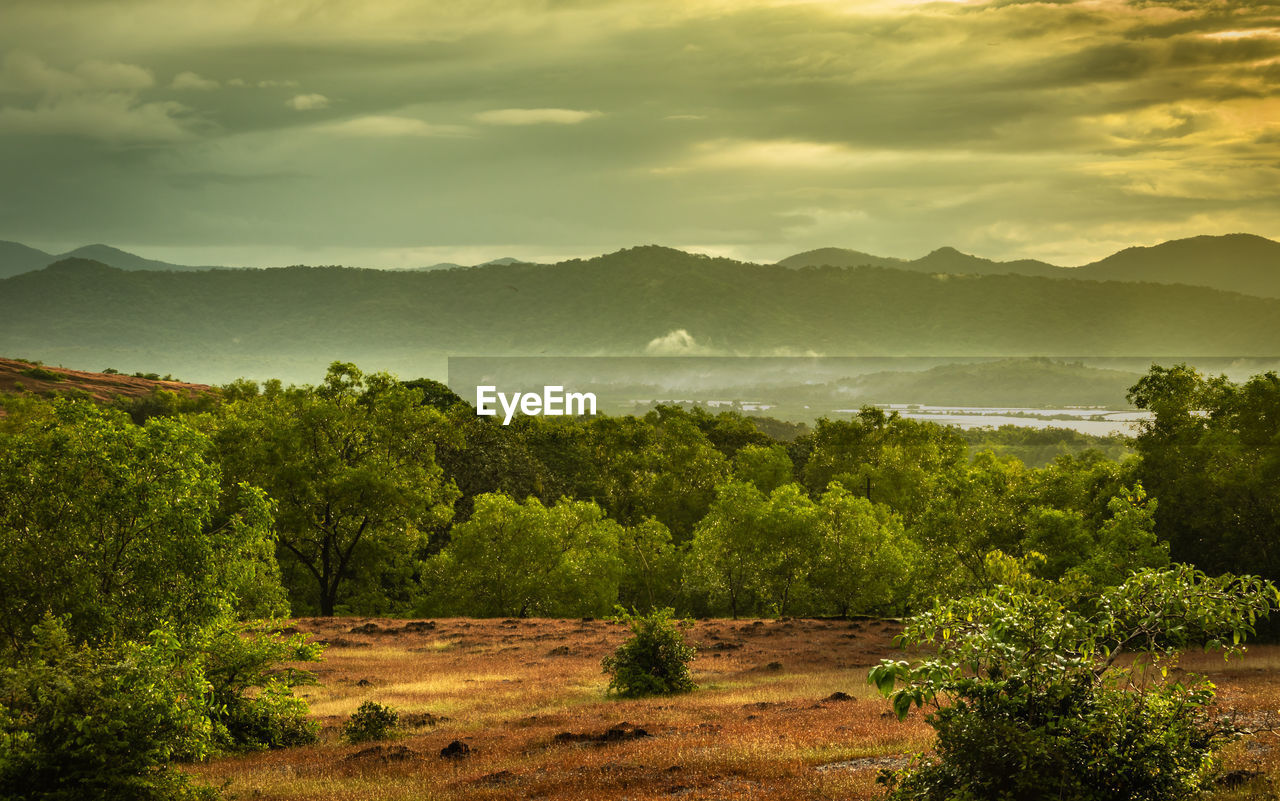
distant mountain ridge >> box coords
[3,234,1277,297]
[778,233,1280,297]
[3,245,1279,384]
[0,241,222,278]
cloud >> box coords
[475,108,602,125]
[287,93,330,110]
[0,52,153,94]
[0,53,187,143]
[0,94,189,142]
[645,329,713,355]
[172,71,219,90]
[320,115,465,137]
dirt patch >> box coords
[553,722,652,745]
[0,357,213,406]
[342,744,422,764]
[815,755,912,773]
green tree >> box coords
[0,619,215,801]
[425,493,622,617]
[212,363,459,615]
[808,484,915,617]
[687,481,821,618]
[731,442,794,494]
[1129,365,1280,580]
[0,399,283,650]
[802,409,967,523]
[870,559,1278,801]
[617,517,685,612]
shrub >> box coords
[0,619,216,801]
[19,367,62,382]
[869,558,1280,801]
[200,623,322,753]
[602,607,697,698]
[343,701,399,743]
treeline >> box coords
[7,361,1272,622]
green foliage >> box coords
[1129,366,1280,582]
[424,493,623,617]
[342,701,399,744]
[602,607,697,698]
[801,409,968,523]
[19,366,62,381]
[731,443,794,494]
[807,484,916,616]
[869,561,1280,801]
[0,618,216,801]
[617,517,685,612]
[0,399,284,649]
[0,398,318,799]
[687,481,821,618]
[212,362,459,615]
[199,622,322,752]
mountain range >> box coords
[778,234,1280,299]
[3,245,1279,384]
[2,233,1278,298]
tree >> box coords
[808,484,915,617]
[1129,365,1280,581]
[870,559,1279,801]
[0,399,283,650]
[687,481,821,618]
[617,517,685,612]
[425,493,622,617]
[731,443,794,494]
[801,409,967,523]
[0,398,319,800]
[213,363,459,615]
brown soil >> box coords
[0,357,213,405]
[187,616,1280,800]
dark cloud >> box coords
[0,0,1276,265]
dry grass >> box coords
[188,618,1280,800]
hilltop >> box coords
[0,356,214,405]
[779,233,1280,298]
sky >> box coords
[1,0,1278,268]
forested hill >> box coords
[3,247,1279,383]
[779,233,1280,298]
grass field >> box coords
[190,617,1280,800]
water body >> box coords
[831,405,1152,436]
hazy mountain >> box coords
[0,241,223,277]
[780,245,1061,278]
[0,241,55,279]
[839,358,1143,408]
[58,244,219,273]
[416,256,534,271]
[778,234,1280,297]
[1072,234,1280,298]
[913,247,1063,278]
[4,247,1280,384]
[777,248,908,270]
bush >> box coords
[200,623,322,752]
[343,701,398,743]
[602,607,697,698]
[19,367,62,382]
[0,619,216,801]
[869,558,1280,801]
